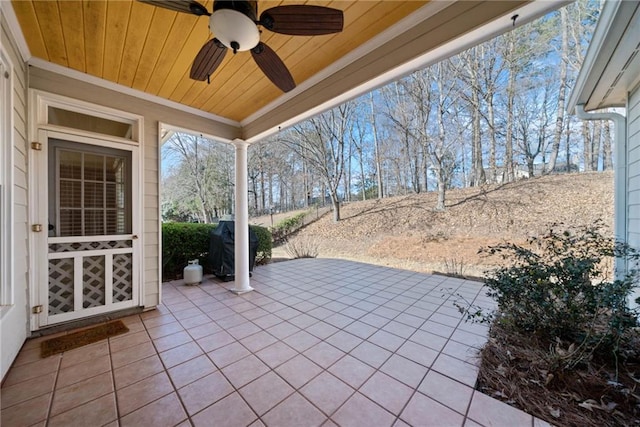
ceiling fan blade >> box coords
[190,39,227,81]
[251,42,295,93]
[136,0,210,16]
[259,5,344,36]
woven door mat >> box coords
[41,320,129,358]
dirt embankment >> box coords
[282,172,614,277]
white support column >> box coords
[230,139,253,294]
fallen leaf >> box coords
[547,407,561,418]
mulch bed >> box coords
[476,322,640,427]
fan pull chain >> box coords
[207,74,211,85]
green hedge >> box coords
[162,222,272,281]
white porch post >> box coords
[230,139,253,294]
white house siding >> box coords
[628,85,640,267]
[0,12,29,380]
[28,67,240,310]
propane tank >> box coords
[183,259,203,285]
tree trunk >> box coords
[548,7,568,174]
[582,122,592,172]
[592,122,601,171]
[603,120,613,171]
[370,92,384,199]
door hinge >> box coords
[31,224,43,232]
[31,142,42,151]
[32,305,43,314]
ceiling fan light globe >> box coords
[210,9,259,52]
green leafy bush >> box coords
[271,212,307,243]
[162,222,272,280]
[459,222,639,367]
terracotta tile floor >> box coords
[1,259,551,427]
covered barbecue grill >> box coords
[208,220,259,281]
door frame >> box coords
[28,90,144,331]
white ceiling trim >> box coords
[1,1,31,62]
[245,0,568,143]
[28,58,241,127]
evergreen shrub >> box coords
[162,222,272,280]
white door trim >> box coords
[30,129,142,329]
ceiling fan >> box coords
[138,0,344,92]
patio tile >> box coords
[380,354,429,388]
[328,355,375,389]
[324,313,353,329]
[343,321,378,339]
[382,320,417,339]
[262,392,327,427]
[59,341,109,368]
[110,341,157,368]
[158,340,204,368]
[0,393,51,426]
[192,392,257,427]
[267,321,301,339]
[146,320,185,339]
[221,355,270,388]
[450,329,488,349]
[255,341,298,368]
[308,306,334,320]
[252,313,283,329]
[274,307,304,321]
[442,340,481,364]
[215,313,248,328]
[300,372,354,416]
[288,313,319,329]
[141,313,177,329]
[283,330,321,352]
[120,392,187,427]
[48,393,117,427]
[468,390,533,426]
[306,322,339,340]
[360,371,413,415]
[367,330,406,352]
[420,321,456,338]
[179,313,213,329]
[116,372,174,416]
[418,370,474,415]
[109,330,151,353]
[56,355,111,388]
[275,354,323,389]
[350,341,392,369]
[227,321,262,340]
[178,371,234,415]
[168,354,217,388]
[394,312,426,328]
[1,355,60,387]
[360,313,389,328]
[0,372,56,409]
[196,330,236,352]
[431,353,479,387]
[51,371,113,416]
[240,330,279,352]
[409,329,449,352]
[303,342,345,368]
[208,341,251,368]
[332,392,395,427]
[239,371,295,415]
[396,340,439,368]
[113,355,164,389]
[400,391,465,426]
[325,330,363,353]
[152,330,193,352]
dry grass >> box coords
[299,171,614,276]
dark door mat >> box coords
[41,320,129,358]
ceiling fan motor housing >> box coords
[210,1,260,52]
[213,1,258,21]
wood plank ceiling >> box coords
[12,0,427,123]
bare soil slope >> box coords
[290,172,614,276]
